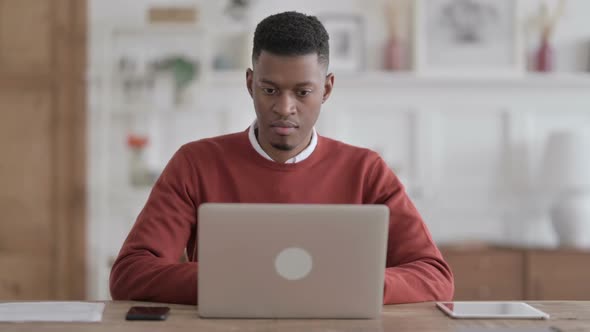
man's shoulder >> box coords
[181,132,248,150]
[319,135,381,162]
[180,130,248,154]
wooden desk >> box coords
[0,301,588,331]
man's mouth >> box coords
[270,120,298,136]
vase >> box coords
[534,37,553,72]
[384,36,404,71]
[550,191,590,249]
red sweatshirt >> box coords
[110,130,454,305]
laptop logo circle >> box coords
[274,247,313,281]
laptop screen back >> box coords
[197,203,389,319]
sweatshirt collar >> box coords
[248,120,317,164]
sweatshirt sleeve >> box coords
[110,146,199,304]
[364,155,454,304]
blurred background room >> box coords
[2,0,590,303]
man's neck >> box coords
[255,128,312,163]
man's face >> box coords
[247,51,334,159]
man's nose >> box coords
[273,93,296,116]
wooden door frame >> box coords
[52,0,87,300]
[0,0,86,299]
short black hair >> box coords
[252,11,329,68]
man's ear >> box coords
[246,68,254,98]
[322,73,335,104]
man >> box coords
[110,11,453,305]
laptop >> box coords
[197,203,389,319]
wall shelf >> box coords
[208,70,590,90]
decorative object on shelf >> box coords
[213,54,235,71]
[383,0,406,71]
[212,32,251,71]
[529,0,566,72]
[148,6,199,24]
[224,0,254,22]
[212,0,255,72]
[534,34,553,72]
[318,14,365,73]
[118,56,152,104]
[151,56,199,106]
[414,0,524,77]
[541,129,590,249]
[111,25,208,111]
[127,134,157,188]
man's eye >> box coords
[262,88,276,95]
[297,90,311,97]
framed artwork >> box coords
[319,15,365,73]
[414,0,524,77]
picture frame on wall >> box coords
[414,0,524,77]
[319,14,365,73]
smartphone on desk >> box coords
[125,306,170,321]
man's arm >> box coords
[365,155,454,304]
[110,146,199,304]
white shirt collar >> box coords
[248,120,317,164]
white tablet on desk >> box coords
[436,302,550,319]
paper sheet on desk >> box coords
[0,302,105,322]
